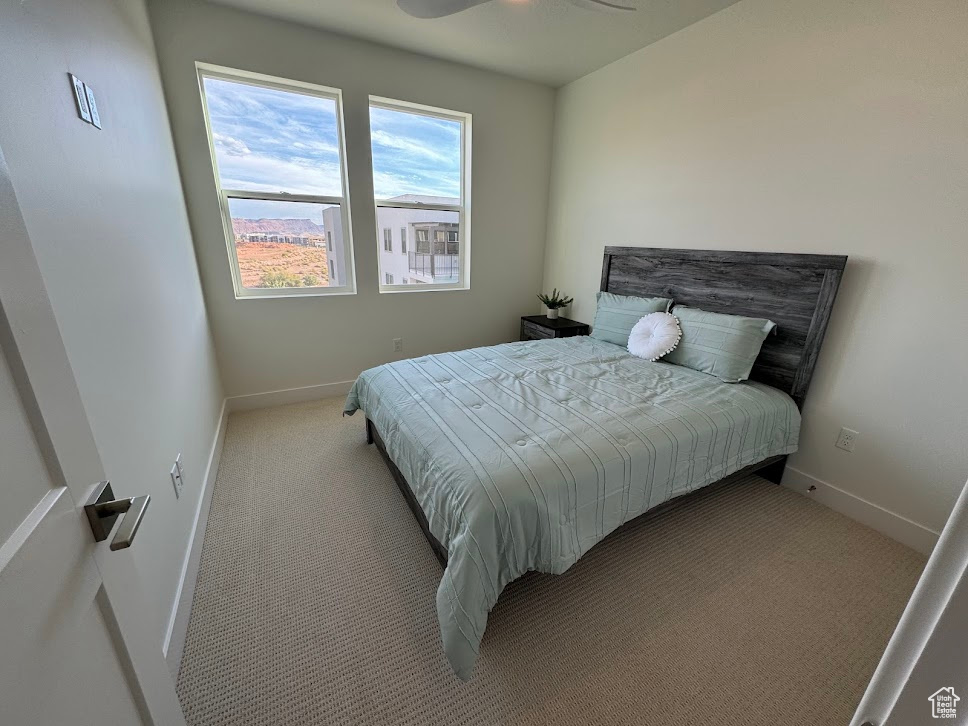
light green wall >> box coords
[543,0,968,534]
[148,0,557,396]
[0,0,224,643]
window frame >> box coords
[196,63,357,299]
[369,96,472,294]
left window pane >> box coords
[199,67,354,297]
[228,198,342,289]
[202,77,343,196]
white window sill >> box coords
[234,289,358,300]
[378,284,470,294]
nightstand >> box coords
[520,315,590,342]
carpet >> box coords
[176,397,925,725]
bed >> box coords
[343,247,847,680]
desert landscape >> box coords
[236,241,329,288]
[231,217,330,288]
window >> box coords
[383,228,393,252]
[198,64,355,297]
[369,96,471,291]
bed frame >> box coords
[367,247,847,567]
[600,247,846,408]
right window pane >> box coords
[375,207,460,285]
[370,106,461,199]
[369,98,470,290]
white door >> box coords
[0,151,186,725]
[852,475,968,726]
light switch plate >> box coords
[170,463,182,498]
[84,83,101,129]
[69,73,91,123]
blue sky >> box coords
[369,106,461,199]
[204,77,460,220]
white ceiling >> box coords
[208,0,741,87]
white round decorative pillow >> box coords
[627,312,682,361]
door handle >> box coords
[83,481,151,551]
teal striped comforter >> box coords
[343,336,800,679]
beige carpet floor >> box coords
[177,397,925,726]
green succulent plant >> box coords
[537,288,574,309]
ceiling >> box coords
[208,0,741,87]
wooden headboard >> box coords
[600,247,847,408]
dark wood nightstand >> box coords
[520,315,590,341]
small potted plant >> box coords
[537,288,574,320]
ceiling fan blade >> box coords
[397,0,493,19]
[566,0,637,11]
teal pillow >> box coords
[664,307,776,382]
[590,292,673,347]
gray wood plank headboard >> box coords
[600,247,847,408]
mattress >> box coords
[344,335,800,679]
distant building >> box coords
[369,194,461,286]
[320,206,346,286]
[234,194,459,288]
[237,231,325,246]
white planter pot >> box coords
[546,308,559,320]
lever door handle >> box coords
[84,481,151,551]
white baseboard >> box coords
[782,466,940,555]
[226,380,355,412]
[160,381,353,673]
[162,398,228,675]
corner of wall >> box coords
[783,467,939,555]
[163,396,229,673]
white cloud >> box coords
[371,168,460,199]
[291,139,340,155]
[219,153,344,197]
[370,130,454,165]
[213,132,251,157]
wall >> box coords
[147,0,556,397]
[0,0,224,645]
[543,0,968,537]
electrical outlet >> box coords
[835,427,859,453]
[170,461,183,498]
[393,338,403,353]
